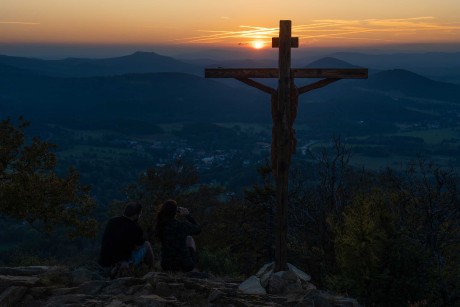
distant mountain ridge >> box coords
[0,51,201,77]
[325,51,460,83]
[365,69,460,102]
[1,52,460,135]
[329,51,460,68]
[0,69,269,127]
[305,57,360,69]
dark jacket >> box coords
[160,215,201,272]
[99,216,144,267]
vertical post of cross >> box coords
[204,19,366,273]
[273,20,293,272]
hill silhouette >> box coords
[0,52,200,77]
[365,69,460,102]
[0,70,269,129]
[305,57,359,68]
[1,52,459,134]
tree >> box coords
[330,189,429,306]
[328,159,460,306]
[387,159,460,306]
[288,137,360,284]
[0,118,97,238]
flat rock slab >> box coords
[0,275,40,287]
[0,266,51,276]
[0,266,360,307]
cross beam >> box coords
[205,20,368,272]
[205,68,368,79]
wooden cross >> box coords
[205,20,368,272]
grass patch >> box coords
[57,145,135,159]
[0,243,17,252]
[391,128,459,145]
[350,154,411,170]
[157,123,183,133]
[216,123,271,134]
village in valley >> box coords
[42,114,460,208]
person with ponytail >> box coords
[155,199,201,272]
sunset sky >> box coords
[1,0,460,54]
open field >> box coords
[296,126,460,171]
[48,122,460,183]
[391,128,460,145]
[57,145,136,159]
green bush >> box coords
[199,247,241,277]
[328,189,429,305]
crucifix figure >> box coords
[205,20,368,272]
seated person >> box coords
[99,201,154,277]
[155,199,201,272]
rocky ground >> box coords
[0,265,359,306]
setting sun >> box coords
[252,41,265,49]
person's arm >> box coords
[185,214,198,225]
[178,207,201,235]
[133,224,145,247]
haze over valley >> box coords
[1,48,460,203]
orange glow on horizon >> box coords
[1,0,460,48]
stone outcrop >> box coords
[238,262,359,306]
[0,265,359,306]
[239,262,308,295]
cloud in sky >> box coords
[176,17,460,45]
[174,26,278,44]
[0,21,40,25]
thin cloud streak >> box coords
[0,21,40,25]
[173,26,278,43]
[176,17,460,45]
